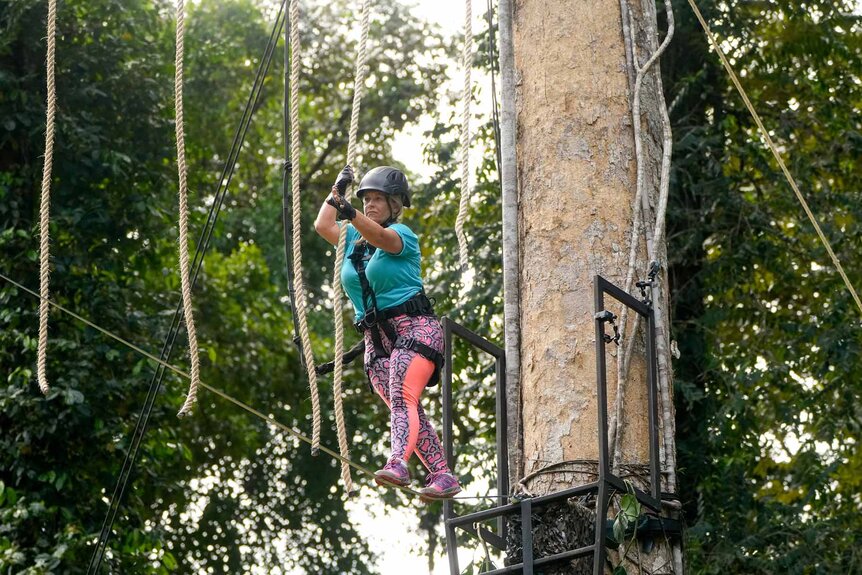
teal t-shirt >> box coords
[340,223,424,321]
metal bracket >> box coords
[595,310,620,346]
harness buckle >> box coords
[360,308,379,329]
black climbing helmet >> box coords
[356,166,411,208]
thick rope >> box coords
[687,0,862,317]
[36,0,57,396]
[330,0,372,497]
[1,271,503,503]
[174,0,202,418]
[288,0,323,454]
[454,0,472,272]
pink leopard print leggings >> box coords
[364,314,450,474]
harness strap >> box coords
[353,292,435,332]
[348,238,443,388]
[348,240,379,323]
[394,336,443,368]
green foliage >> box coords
[667,0,862,572]
[0,0,457,572]
[611,489,642,551]
[8,0,860,572]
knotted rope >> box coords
[36,0,57,395]
[174,0,202,418]
[454,0,473,272]
[287,0,323,454]
[330,0,372,497]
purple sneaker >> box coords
[374,458,411,488]
[419,471,462,501]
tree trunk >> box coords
[510,0,679,572]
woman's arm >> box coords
[314,191,402,253]
[351,211,403,254]
[313,191,340,245]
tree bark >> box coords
[512,0,679,572]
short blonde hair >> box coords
[386,194,404,222]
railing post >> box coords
[496,354,508,539]
[594,277,610,480]
[521,498,534,575]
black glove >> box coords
[327,190,357,220]
[333,165,355,195]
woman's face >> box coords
[362,191,392,225]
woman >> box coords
[314,165,461,501]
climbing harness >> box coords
[311,177,416,377]
[348,240,444,389]
[174,0,202,418]
[36,0,57,395]
[314,339,365,376]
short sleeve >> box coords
[342,223,359,247]
[389,223,419,258]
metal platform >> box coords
[441,275,672,574]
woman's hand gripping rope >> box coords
[326,165,357,220]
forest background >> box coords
[1,0,860,573]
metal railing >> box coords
[441,317,509,561]
[442,275,670,575]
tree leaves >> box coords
[0,0,456,572]
[668,0,862,572]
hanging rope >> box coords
[454,0,473,272]
[687,0,862,317]
[330,0,372,497]
[36,0,57,396]
[89,8,288,570]
[288,0,323,454]
[0,271,504,503]
[174,0,202,418]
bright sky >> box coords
[390,1,494,184]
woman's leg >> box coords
[369,351,449,472]
[387,315,452,473]
[387,348,432,464]
[414,403,450,473]
[367,317,452,475]
[366,355,391,406]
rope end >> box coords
[311,447,320,457]
[177,395,196,418]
